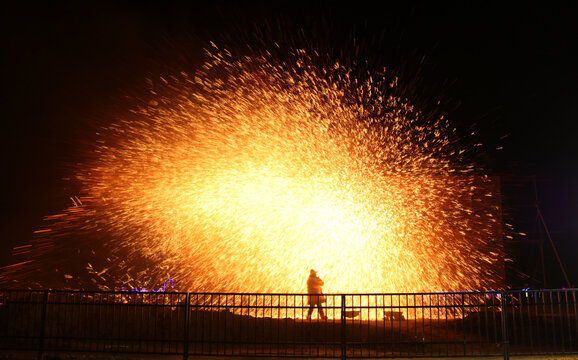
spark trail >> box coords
[6,45,504,293]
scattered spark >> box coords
[2,45,504,295]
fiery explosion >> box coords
[5,44,504,293]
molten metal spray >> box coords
[6,45,504,296]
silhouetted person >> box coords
[306,269,327,320]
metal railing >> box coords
[0,289,576,359]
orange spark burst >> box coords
[4,45,504,294]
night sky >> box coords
[2,1,577,289]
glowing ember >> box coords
[121,278,175,293]
[4,45,504,293]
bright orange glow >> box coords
[7,46,504,294]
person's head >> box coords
[310,269,317,276]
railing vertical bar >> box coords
[444,293,449,357]
[557,290,565,352]
[21,291,27,349]
[80,292,86,352]
[260,294,263,356]
[435,294,442,357]
[536,290,543,353]
[549,291,558,352]
[429,294,434,356]
[124,292,129,352]
[52,292,59,350]
[366,294,369,357]
[61,292,67,350]
[358,294,362,358]
[58,292,64,351]
[31,292,38,351]
[129,292,134,353]
[215,293,220,355]
[491,293,499,351]
[461,293,466,356]
[475,293,481,356]
[243,294,247,356]
[73,293,78,351]
[411,293,416,356]
[316,294,320,358]
[421,294,426,356]
[465,293,472,356]
[233,294,237,356]
[244,293,247,356]
[404,293,408,357]
[120,294,128,350]
[134,292,139,353]
[152,293,157,352]
[267,294,271,356]
[85,292,90,352]
[341,294,346,360]
[370,294,373,356]
[36,290,48,360]
[249,294,254,356]
[126,293,131,353]
[163,293,167,353]
[361,294,365,357]
[67,292,73,349]
[291,294,294,356]
[572,290,578,352]
[501,291,509,360]
[183,292,189,360]
[178,292,182,358]
[200,293,205,355]
[510,293,517,352]
[152,293,159,352]
[481,293,486,355]
[98,292,103,353]
[562,290,574,352]
[225,293,229,356]
[120,293,124,353]
[113,292,118,353]
[210,293,215,355]
[525,291,534,353]
[257,294,261,356]
[374,295,378,358]
[149,292,160,352]
[516,292,524,354]
[114,292,119,352]
[359,294,362,357]
[267,295,271,356]
[277,294,280,356]
[145,293,150,353]
[451,293,456,355]
[383,294,387,355]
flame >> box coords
[5,45,504,293]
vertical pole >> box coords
[341,294,346,360]
[183,292,190,360]
[37,290,49,360]
[500,292,509,360]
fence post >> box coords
[500,291,509,360]
[37,290,49,360]
[341,294,346,360]
[183,292,190,360]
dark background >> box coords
[1,1,577,289]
